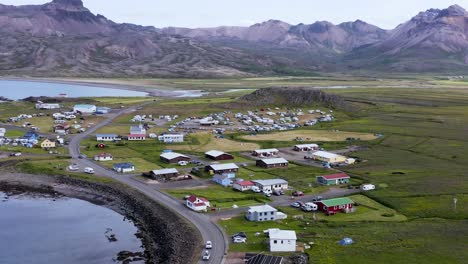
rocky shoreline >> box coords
[0,172,201,264]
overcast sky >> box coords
[2,0,467,29]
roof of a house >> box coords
[187,195,209,206]
[205,150,229,157]
[152,168,178,175]
[268,229,297,240]
[74,104,96,108]
[95,153,113,157]
[254,148,279,153]
[159,134,184,137]
[113,163,135,169]
[295,143,319,148]
[235,180,255,187]
[312,151,343,159]
[245,254,283,264]
[207,163,239,171]
[253,179,288,186]
[320,197,354,207]
[259,158,288,165]
[128,134,146,137]
[319,172,350,180]
[213,174,230,181]
[248,204,278,213]
[96,134,118,137]
[160,152,189,160]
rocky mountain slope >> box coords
[1,1,468,76]
[0,0,289,77]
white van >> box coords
[302,202,318,212]
[251,186,261,193]
[84,167,95,174]
[361,184,376,191]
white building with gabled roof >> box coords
[267,229,297,252]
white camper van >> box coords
[302,202,318,212]
[84,167,95,174]
[361,184,376,191]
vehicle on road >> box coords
[205,241,212,249]
[202,250,211,261]
[68,164,80,171]
[292,191,304,197]
[78,154,87,159]
[290,202,301,208]
[9,152,22,157]
[311,196,323,202]
[84,167,95,174]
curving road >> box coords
[68,105,227,264]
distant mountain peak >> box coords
[52,0,84,6]
[438,4,467,17]
[47,0,87,11]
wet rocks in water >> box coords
[105,228,118,242]
[117,251,144,263]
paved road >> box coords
[68,105,227,264]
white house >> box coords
[96,134,119,142]
[158,134,184,143]
[73,104,97,114]
[186,195,210,212]
[94,153,114,161]
[267,229,297,252]
[232,180,255,192]
[294,144,319,152]
[0,128,5,137]
[253,179,289,193]
[246,205,287,222]
[128,124,146,141]
[252,148,279,157]
[113,163,135,173]
[35,103,61,110]
[310,151,347,164]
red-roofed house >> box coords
[186,195,210,212]
[316,173,350,185]
[233,180,255,192]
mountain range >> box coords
[0,0,468,77]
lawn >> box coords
[166,184,270,210]
[241,129,378,142]
[98,157,160,173]
[4,129,25,137]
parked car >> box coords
[251,186,261,193]
[178,161,189,166]
[84,167,95,174]
[311,196,323,202]
[290,202,301,208]
[302,202,318,212]
[78,154,87,159]
[232,236,247,243]
[68,164,80,171]
[232,232,247,238]
[9,152,22,157]
[202,250,211,261]
[292,191,304,197]
[264,192,272,197]
[205,241,212,249]
[273,190,285,196]
[361,184,376,191]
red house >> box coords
[316,197,354,215]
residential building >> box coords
[246,205,287,222]
[128,124,146,141]
[20,132,38,142]
[316,172,350,185]
[212,174,233,187]
[150,168,179,180]
[310,151,347,164]
[160,152,190,164]
[267,229,297,252]
[113,163,135,173]
[252,148,279,157]
[73,104,97,113]
[205,150,234,161]
[158,134,184,143]
[233,180,255,192]
[256,158,289,169]
[186,195,210,212]
[40,139,56,149]
[253,179,288,192]
[35,103,61,110]
[294,144,319,152]
[96,134,119,142]
[205,163,239,174]
[54,123,70,135]
[316,197,354,215]
[94,153,114,161]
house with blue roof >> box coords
[212,174,233,187]
[113,163,135,173]
[21,131,39,142]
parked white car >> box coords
[178,161,188,166]
[361,184,376,191]
[84,167,95,174]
